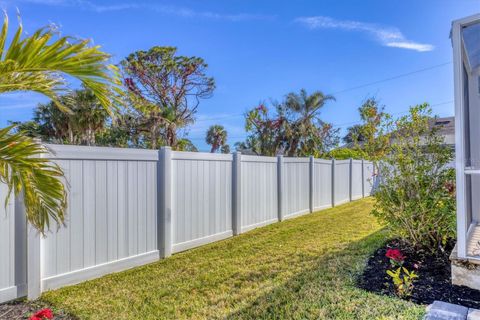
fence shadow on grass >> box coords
[224,229,424,320]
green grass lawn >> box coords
[42,198,425,319]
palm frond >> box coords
[0,13,121,113]
[0,126,66,234]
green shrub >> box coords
[326,147,367,160]
[372,104,455,252]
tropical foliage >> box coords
[120,46,215,149]
[16,87,109,145]
[0,14,119,232]
[325,147,367,160]
[342,124,365,144]
[344,98,391,161]
[238,89,338,156]
[372,104,456,252]
[206,125,229,153]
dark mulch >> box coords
[0,299,75,320]
[358,239,480,309]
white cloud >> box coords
[13,0,273,21]
[385,41,434,52]
[295,16,434,52]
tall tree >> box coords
[243,89,337,157]
[356,98,391,160]
[282,89,335,156]
[244,104,285,156]
[0,14,119,233]
[17,88,109,146]
[69,89,109,145]
[343,124,365,144]
[121,46,215,149]
[206,125,228,153]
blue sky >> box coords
[0,0,478,151]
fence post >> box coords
[232,152,242,235]
[159,147,172,258]
[309,156,314,213]
[277,155,284,221]
[24,193,41,300]
[361,159,365,198]
[26,150,42,299]
[331,159,336,207]
[349,158,353,202]
[27,225,41,299]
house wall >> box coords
[467,68,480,222]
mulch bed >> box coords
[358,239,480,309]
[0,300,74,320]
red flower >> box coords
[385,248,405,262]
[444,181,455,195]
[256,104,267,113]
[29,308,54,320]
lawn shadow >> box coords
[225,229,424,320]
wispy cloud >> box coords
[14,0,274,21]
[295,16,434,52]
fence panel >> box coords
[41,145,159,291]
[0,185,26,303]
[283,158,310,218]
[0,143,374,303]
[313,160,333,210]
[351,160,364,200]
[334,160,351,205]
[171,152,233,253]
[364,161,375,196]
[240,155,278,232]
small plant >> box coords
[385,248,418,297]
[29,308,54,320]
[386,266,418,297]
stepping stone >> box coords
[468,309,480,320]
[425,301,468,320]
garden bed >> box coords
[0,299,73,319]
[359,239,480,309]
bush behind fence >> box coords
[0,145,375,303]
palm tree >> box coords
[70,88,109,145]
[206,125,227,153]
[283,89,335,156]
[0,14,119,233]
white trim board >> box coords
[42,251,160,291]
[241,218,278,233]
[172,231,233,253]
[283,209,310,220]
[0,284,27,304]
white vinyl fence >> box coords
[0,145,376,303]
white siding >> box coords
[240,156,278,232]
[313,160,333,210]
[283,158,310,218]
